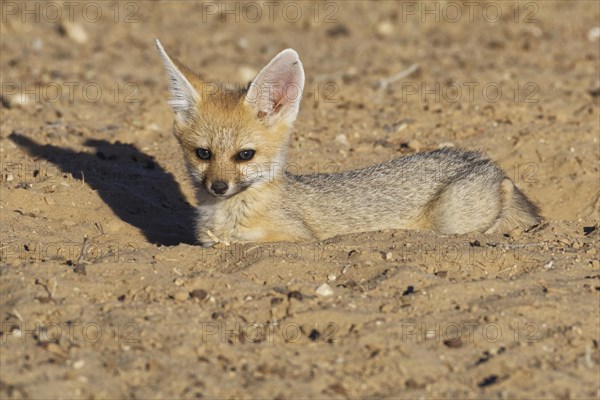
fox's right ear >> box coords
[155,39,199,120]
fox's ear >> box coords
[245,49,305,128]
[155,39,199,120]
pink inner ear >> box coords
[269,68,301,112]
[246,49,304,123]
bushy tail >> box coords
[493,179,541,233]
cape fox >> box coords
[156,40,541,247]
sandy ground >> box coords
[1,1,599,398]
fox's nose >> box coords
[211,181,229,195]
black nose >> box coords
[211,181,229,195]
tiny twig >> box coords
[10,309,24,322]
[74,236,89,275]
[206,230,230,247]
[79,170,85,190]
[378,63,420,90]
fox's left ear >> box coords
[245,49,305,128]
[155,39,199,122]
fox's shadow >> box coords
[9,133,197,246]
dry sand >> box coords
[1,1,599,398]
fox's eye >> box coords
[237,149,255,161]
[196,148,211,160]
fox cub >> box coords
[156,40,541,247]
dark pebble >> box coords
[339,280,357,289]
[270,297,283,306]
[190,289,208,300]
[478,375,499,388]
[211,311,225,320]
[443,337,463,348]
[308,329,320,341]
[402,285,415,296]
[287,290,303,301]
[326,24,350,37]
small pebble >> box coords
[443,337,463,348]
[190,289,208,300]
[4,94,32,108]
[384,252,393,261]
[326,25,350,38]
[316,283,334,297]
[59,21,88,44]
[237,37,249,50]
[509,227,523,238]
[270,297,283,306]
[543,260,554,270]
[376,21,395,37]
[348,250,360,258]
[288,290,303,301]
[32,38,43,51]
[407,140,421,151]
[588,27,600,41]
[174,278,185,286]
[402,285,415,296]
[335,134,350,147]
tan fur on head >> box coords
[156,40,303,201]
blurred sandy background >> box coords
[1,1,599,398]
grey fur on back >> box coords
[282,148,540,238]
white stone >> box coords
[316,283,334,297]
